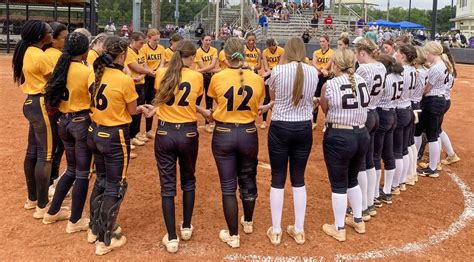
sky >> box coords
[368,0,454,10]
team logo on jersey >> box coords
[246,53,258,59]
[202,55,213,62]
[137,56,146,64]
[268,57,279,63]
[147,54,162,61]
[317,57,330,63]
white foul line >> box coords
[224,172,474,261]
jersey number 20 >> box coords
[341,83,370,109]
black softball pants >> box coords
[50,112,64,184]
[130,84,146,139]
[23,94,57,208]
[360,109,379,171]
[415,96,446,142]
[394,107,413,158]
[313,76,329,123]
[438,99,451,134]
[87,122,130,245]
[323,125,370,194]
[155,120,199,240]
[212,122,259,236]
[49,111,92,223]
[268,120,312,189]
[145,76,156,132]
[196,73,214,124]
[262,75,271,122]
[373,108,397,170]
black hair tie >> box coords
[102,54,114,65]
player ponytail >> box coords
[424,41,453,75]
[284,37,306,106]
[154,40,196,105]
[12,20,49,85]
[44,32,89,115]
[398,44,417,66]
[224,37,246,95]
[90,33,108,52]
[92,36,128,104]
[414,47,430,69]
[355,38,380,60]
[332,49,357,96]
[442,44,457,78]
[378,54,403,76]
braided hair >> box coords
[91,36,128,105]
[12,20,49,85]
[44,32,89,115]
[224,37,247,95]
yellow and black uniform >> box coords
[218,49,227,70]
[208,68,264,236]
[22,46,54,209]
[44,47,62,67]
[86,49,100,67]
[263,46,284,70]
[195,46,218,122]
[125,46,147,138]
[48,62,95,221]
[312,48,334,124]
[163,47,175,67]
[141,43,165,132]
[244,46,261,71]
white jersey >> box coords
[356,62,387,110]
[413,66,428,103]
[377,73,403,109]
[267,62,319,121]
[325,73,370,126]
[426,61,448,97]
[398,65,417,108]
[444,72,455,100]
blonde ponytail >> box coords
[284,37,306,106]
[440,53,454,75]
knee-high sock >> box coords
[392,159,403,188]
[414,136,422,152]
[270,187,284,234]
[357,171,368,210]
[383,168,396,194]
[410,145,418,176]
[332,193,347,229]
[440,131,455,157]
[407,147,415,178]
[293,186,306,233]
[401,154,410,184]
[347,186,362,219]
[366,168,376,206]
[375,169,382,198]
[429,142,441,171]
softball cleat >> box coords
[266,227,282,246]
[441,153,460,165]
[87,225,122,243]
[95,236,127,256]
[391,186,400,195]
[240,216,253,234]
[417,167,439,178]
[287,225,305,244]
[362,209,371,222]
[377,190,393,204]
[162,234,179,253]
[33,206,49,219]
[146,130,155,139]
[180,223,193,241]
[66,217,90,233]
[400,183,407,191]
[131,138,145,146]
[322,224,346,242]
[368,205,377,216]
[136,133,149,142]
[219,230,240,248]
[24,199,37,210]
[42,208,71,224]
[345,217,366,234]
[259,122,267,129]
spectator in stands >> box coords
[121,25,129,37]
[302,29,311,43]
[340,26,349,39]
[323,15,334,35]
[452,37,461,48]
[365,26,377,43]
[219,23,230,40]
[460,33,467,48]
[281,7,290,22]
[356,17,365,37]
[259,13,269,38]
[195,23,204,38]
[311,14,319,37]
[104,21,116,35]
[233,26,244,39]
[316,0,324,18]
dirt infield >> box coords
[0,55,473,261]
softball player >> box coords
[125,32,156,149]
[392,44,417,193]
[261,39,284,129]
[13,20,54,217]
[44,22,68,194]
[244,33,261,73]
[87,33,108,67]
[438,45,460,166]
[219,42,229,70]
[354,38,386,209]
[372,55,403,207]
[164,33,183,67]
[146,40,210,253]
[311,36,334,130]
[264,38,318,246]
[414,41,452,178]
[208,37,265,248]
[320,48,370,242]
[87,36,146,255]
[141,28,165,140]
[43,32,93,232]
[195,34,219,133]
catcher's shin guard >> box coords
[101,180,128,246]
[89,173,106,236]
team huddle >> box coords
[12,20,460,256]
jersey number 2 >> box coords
[166,82,192,106]
[224,86,253,111]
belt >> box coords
[62,109,90,118]
[396,106,412,110]
[215,121,255,128]
[378,107,394,111]
[158,119,197,129]
[326,123,365,130]
[426,94,445,98]
[91,122,129,129]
